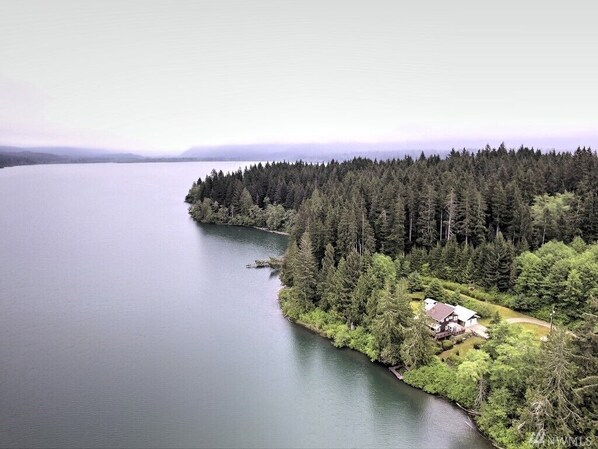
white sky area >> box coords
[1,0,597,154]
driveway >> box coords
[468,324,489,339]
[506,317,551,328]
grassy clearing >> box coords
[456,291,531,320]
[409,300,421,313]
[511,322,550,338]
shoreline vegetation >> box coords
[186,148,598,449]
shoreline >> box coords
[284,297,498,448]
[190,218,290,236]
[251,226,290,236]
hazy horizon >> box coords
[2,1,597,154]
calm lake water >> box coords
[0,162,492,448]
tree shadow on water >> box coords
[194,222,287,254]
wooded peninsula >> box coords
[186,145,597,449]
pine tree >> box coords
[280,240,299,286]
[521,327,580,439]
[444,188,458,241]
[294,233,318,306]
[341,250,362,322]
[337,205,358,257]
[482,232,515,291]
[239,187,254,215]
[385,195,406,257]
[376,209,390,254]
[573,299,598,438]
[371,281,412,365]
[425,278,445,301]
[417,185,438,247]
[399,304,436,369]
[317,243,336,309]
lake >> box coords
[0,162,492,448]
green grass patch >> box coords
[511,322,550,339]
[409,300,421,313]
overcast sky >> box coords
[1,0,596,154]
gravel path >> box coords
[506,317,551,328]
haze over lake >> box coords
[0,162,491,448]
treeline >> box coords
[186,146,597,255]
[186,146,597,305]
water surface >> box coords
[0,162,491,448]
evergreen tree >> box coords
[521,327,580,439]
[280,240,298,286]
[317,243,336,309]
[239,187,254,215]
[385,195,406,256]
[417,185,438,247]
[294,233,318,306]
[425,278,445,301]
[573,298,598,439]
[482,232,515,291]
[372,281,412,365]
[400,304,436,369]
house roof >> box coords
[426,303,455,322]
[454,305,478,321]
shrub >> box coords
[403,358,453,395]
[329,324,351,348]
[442,340,454,350]
[279,288,305,320]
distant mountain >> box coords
[0,145,144,168]
[0,150,69,167]
[181,142,448,162]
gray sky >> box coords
[1,0,597,153]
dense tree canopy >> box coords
[187,145,597,307]
[187,146,597,253]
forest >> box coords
[186,146,597,448]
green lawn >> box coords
[410,300,422,311]
[454,291,532,320]
[511,322,550,339]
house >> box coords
[424,300,479,339]
[453,305,479,328]
[425,303,462,339]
